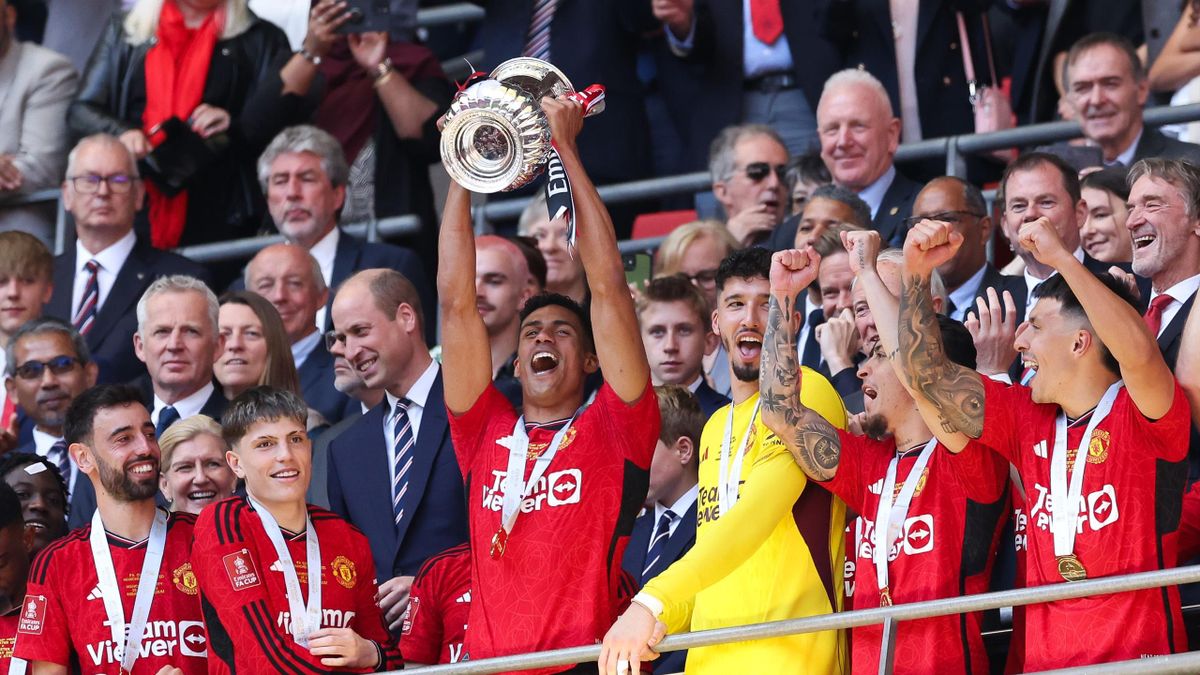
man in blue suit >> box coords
[637,275,728,417]
[258,125,433,339]
[621,385,702,674]
[244,242,353,425]
[326,268,468,634]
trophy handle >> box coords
[567,85,606,118]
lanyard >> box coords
[496,410,581,536]
[89,508,167,674]
[248,498,322,647]
[718,400,760,515]
[872,438,937,599]
[1050,381,1123,557]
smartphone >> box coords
[335,0,392,34]
[623,252,653,290]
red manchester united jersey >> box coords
[401,543,471,665]
[823,431,1008,674]
[0,609,20,671]
[976,378,1190,669]
[14,511,207,674]
[448,382,659,675]
[192,497,401,674]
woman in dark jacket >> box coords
[67,0,342,252]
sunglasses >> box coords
[902,210,986,229]
[739,162,788,183]
[14,355,81,381]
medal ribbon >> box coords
[90,508,167,674]
[544,84,606,248]
[6,659,25,675]
[872,438,938,599]
[499,410,582,537]
[717,400,760,515]
[1049,381,1123,558]
[248,497,322,647]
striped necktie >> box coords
[390,399,416,529]
[73,260,100,335]
[47,440,71,488]
[642,509,676,583]
[523,0,557,61]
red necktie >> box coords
[749,0,784,45]
[1144,294,1174,337]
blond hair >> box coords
[653,220,740,277]
[124,0,253,45]
[158,415,227,470]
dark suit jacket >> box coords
[1005,254,1148,317]
[655,0,842,170]
[621,499,698,675]
[297,341,354,426]
[309,406,363,509]
[1039,127,1200,171]
[692,380,729,418]
[45,237,211,385]
[327,371,469,580]
[764,168,920,252]
[477,0,655,185]
[1156,293,1199,482]
[958,265,1029,324]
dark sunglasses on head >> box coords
[741,162,788,183]
[14,355,81,380]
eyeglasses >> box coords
[14,356,81,380]
[69,174,138,194]
[738,162,788,183]
[685,268,719,288]
[324,330,344,351]
[901,210,986,229]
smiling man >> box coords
[7,319,97,518]
[16,384,208,674]
[439,97,660,674]
[325,268,468,637]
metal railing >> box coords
[415,3,484,28]
[470,103,1200,232]
[393,564,1200,674]
[173,215,420,264]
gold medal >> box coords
[490,528,508,560]
[1056,554,1087,582]
[879,586,892,607]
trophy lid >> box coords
[439,79,553,194]
[489,57,575,100]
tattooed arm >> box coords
[760,250,842,482]
[897,221,986,439]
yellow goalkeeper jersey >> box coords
[642,368,848,674]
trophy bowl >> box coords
[440,58,579,194]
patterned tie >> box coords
[390,399,416,529]
[73,260,100,335]
[47,440,71,486]
[642,509,676,583]
[748,0,784,45]
[1143,294,1174,337]
[522,0,557,61]
[156,406,180,438]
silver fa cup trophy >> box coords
[440,57,605,194]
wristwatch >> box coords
[299,47,322,66]
[374,58,395,85]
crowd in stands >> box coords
[1,0,1200,673]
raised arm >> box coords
[759,249,842,482]
[897,221,986,438]
[1177,291,1200,433]
[542,97,650,402]
[436,177,493,414]
[1018,217,1176,418]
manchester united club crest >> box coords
[892,467,929,499]
[1087,429,1110,464]
[331,555,357,589]
[173,562,199,596]
[525,427,578,459]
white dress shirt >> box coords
[1149,273,1200,338]
[32,427,77,497]
[291,329,322,370]
[856,165,896,220]
[666,1,794,77]
[309,228,340,329]
[1022,247,1086,304]
[248,0,309,50]
[650,484,699,551]
[72,230,136,320]
[152,381,215,427]
[383,361,440,484]
[948,264,990,322]
[1109,128,1143,167]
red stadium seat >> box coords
[631,209,698,240]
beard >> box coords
[861,413,889,441]
[731,361,759,383]
[97,455,160,502]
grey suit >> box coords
[42,0,122,75]
[0,41,78,242]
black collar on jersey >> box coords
[895,438,935,458]
[525,417,572,433]
[103,530,150,550]
[245,496,308,541]
[1066,407,1098,427]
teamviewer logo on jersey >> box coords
[547,469,582,506]
[480,469,583,511]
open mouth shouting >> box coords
[734,332,762,361]
[530,351,560,375]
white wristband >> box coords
[632,591,664,618]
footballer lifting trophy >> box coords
[440,57,605,194]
